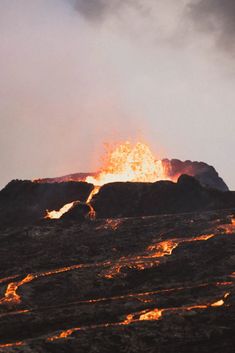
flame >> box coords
[86,142,168,186]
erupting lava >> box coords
[86,142,168,186]
[45,142,168,220]
[45,202,76,220]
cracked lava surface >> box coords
[0,210,234,352]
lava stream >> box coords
[103,234,215,279]
[47,292,230,342]
[0,341,24,349]
[1,279,232,319]
[0,227,231,304]
[87,186,100,203]
[45,202,76,220]
[1,222,233,306]
[0,274,34,305]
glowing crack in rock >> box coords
[0,341,24,348]
[0,222,233,306]
[0,274,34,305]
[47,291,230,342]
[219,217,235,234]
[103,234,217,279]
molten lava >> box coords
[86,142,168,186]
[45,202,75,220]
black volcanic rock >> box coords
[35,172,96,183]
[34,160,229,192]
[0,209,234,352]
[162,159,229,191]
[61,202,92,221]
[0,180,93,226]
[91,175,235,219]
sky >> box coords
[0,0,235,190]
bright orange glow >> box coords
[0,274,34,305]
[139,309,163,321]
[86,142,168,186]
[211,292,230,307]
[45,202,75,220]
[0,341,24,348]
[194,234,215,241]
[219,217,235,234]
[148,240,179,257]
[87,186,100,203]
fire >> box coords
[86,142,168,186]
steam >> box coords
[189,0,235,54]
[0,0,235,190]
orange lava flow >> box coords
[147,240,179,257]
[47,291,230,342]
[87,186,100,203]
[219,217,235,234]
[45,201,76,220]
[86,142,169,186]
[103,234,217,279]
[0,274,34,305]
[0,261,113,306]
[0,225,232,306]
[0,341,24,348]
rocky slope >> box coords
[0,209,234,352]
[0,180,93,226]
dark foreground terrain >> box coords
[0,208,234,352]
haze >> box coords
[0,0,235,190]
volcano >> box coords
[0,142,234,353]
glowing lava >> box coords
[86,142,168,186]
[219,217,235,234]
[43,142,174,220]
[45,201,76,220]
[47,290,230,342]
[0,274,34,305]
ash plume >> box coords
[71,0,141,21]
[188,0,235,54]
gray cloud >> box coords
[73,0,110,21]
[71,0,235,54]
[189,0,235,52]
[71,0,149,22]
[71,0,128,21]
[1,0,235,190]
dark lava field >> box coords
[0,207,235,352]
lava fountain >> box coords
[86,142,169,186]
[45,142,170,219]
